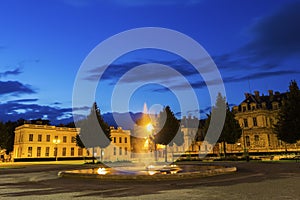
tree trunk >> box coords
[223,141,227,158]
[165,145,168,162]
[92,147,95,164]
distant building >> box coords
[231,90,300,155]
[13,123,89,160]
[93,127,131,162]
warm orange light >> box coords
[146,123,153,132]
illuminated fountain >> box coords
[58,103,237,179]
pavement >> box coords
[0,161,299,200]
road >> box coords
[0,161,299,200]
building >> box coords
[231,90,300,155]
[93,127,131,162]
[13,123,89,160]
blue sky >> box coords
[0,0,300,124]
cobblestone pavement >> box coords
[0,161,299,200]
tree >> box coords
[77,102,111,163]
[204,93,242,158]
[0,119,25,154]
[154,106,180,162]
[274,80,300,144]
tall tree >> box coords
[0,119,25,154]
[274,80,300,144]
[154,106,180,162]
[77,102,111,163]
[204,93,242,157]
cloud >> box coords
[0,81,35,96]
[154,69,300,92]
[241,2,300,62]
[0,68,22,77]
[0,100,74,125]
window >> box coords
[28,147,32,157]
[71,136,76,143]
[54,136,58,140]
[29,134,33,142]
[113,147,116,155]
[242,106,246,112]
[253,117,258,126]
[62,148,66,156]
[37,147,41,157]
[54,147,58,157]
[266,117,269,127]
[46,135,50,142]
[245,136,250,147]
[124,137,127,143]
[254,135,259,141]
[252,106,256,110]
[38,134,42,142]
[119,147,122,155]
[71,147,74,156]
[78,148,83,156]
[63,136,67,143]
[124,147,128,155]
[113,137,116,143]
[243,119,248,128]
[119,137,122,143]
[45,147,50,157]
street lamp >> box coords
[53,138,60,161]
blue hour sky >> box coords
[0,0,300,124]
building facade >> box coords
[93,127,131,162]
[231,90,300,155]
[13,124,89,160]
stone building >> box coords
[231,90,300,155]
[13,123,89,160]
[94,127,131,162]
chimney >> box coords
[254,91,259,97]
[268,90,273,96]
[244,93,250,98]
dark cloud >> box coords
[7,99,38,103]
[242,2,300,62]
[154,70,300,92]
[0,68,22,77]
[85,59,201,83]
[0,101,74,125]
[0,81,35,96]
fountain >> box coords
[58,103,237,180]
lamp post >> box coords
[53,138,60,161]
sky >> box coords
[0,0,300,124]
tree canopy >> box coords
[274,80,300,144]
[77,102,111,149]
[154,106,180,145]
[204,93,241,156]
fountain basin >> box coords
[58,163,237,180]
